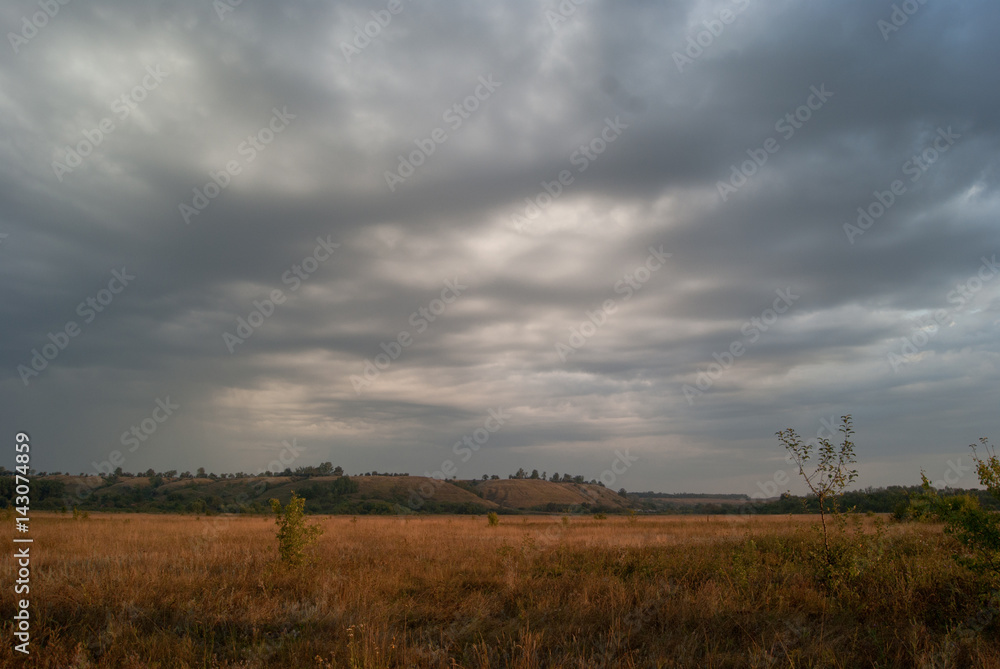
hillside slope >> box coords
[10,474,632,514]
[475,479,629,511]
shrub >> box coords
[487,511,500,527]
[777,414,858,565]
[593,513,607,520]
[269,492,323,565]
[916,438,1000,580]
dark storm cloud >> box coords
[1,0,998,493]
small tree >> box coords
[487,511,500,527]
[777,414,858,563]
[269,492,323,566]
[917,438,1000,579]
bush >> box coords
[915,438,1000,580]
[777,414,858,568]
[487,511,499,527]
[269,492,323,565]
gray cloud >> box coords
[2,0,999,494]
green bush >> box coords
[915,439,1000,580]
[269,492,323,565]
[777,414,858,569]
[487,511,500,527]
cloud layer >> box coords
[2,0,999,494]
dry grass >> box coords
[2,512,999,667]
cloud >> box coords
[2,0,999,494]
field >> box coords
[3,512,1000,668]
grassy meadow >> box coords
[2,512,999,668]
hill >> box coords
[4,474,630,515]
[477,479,630,511]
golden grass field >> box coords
[2,512,999,668]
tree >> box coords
[196,467,206,478]
[550,472,560,482]
[777,414,858,564]
[269,492,323,566]
[530,469,540,479]
[333,465,344,476]
[917,438,1000,578]
[514,468,527,479]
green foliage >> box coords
[297,476,359,511]
[914,439,1000,581]
[269,492,323,566]
[188,498,207,514]
[487,511,500,527]
[593,513,607,520]
[446,479,484,498]
[777,414,858,569]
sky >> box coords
[2,0,999,496]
